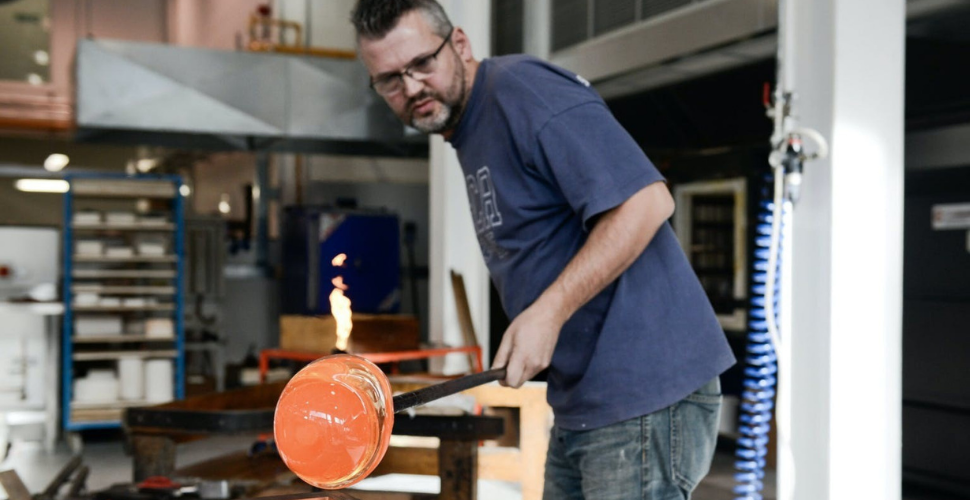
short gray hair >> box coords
[351,0,453,40]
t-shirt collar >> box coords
[446,58,489,149]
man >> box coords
[352,1,736,498]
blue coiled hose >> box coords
[734,196,782,500]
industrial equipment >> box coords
[281,207,401,316]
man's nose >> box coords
[402,73,424,98]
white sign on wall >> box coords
[931,203,970,230]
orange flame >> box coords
[332,276,348,290]
[330,254,352,351]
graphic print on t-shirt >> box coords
[466,166,509,262]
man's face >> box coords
[359,11,467,134]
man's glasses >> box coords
[370,30,453,97]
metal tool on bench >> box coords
[274,354,506,490]
[1,460,357,500]
[95,477,236,500]
[228,492,361,500]
[0,456,85,500]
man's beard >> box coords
[407,57,467,134]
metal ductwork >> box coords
[552,0,969,101]
[75,39,426,157]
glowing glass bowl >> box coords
[274,355,394,489]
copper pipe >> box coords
[253,44,357,60]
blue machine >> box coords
[281,207,401,316]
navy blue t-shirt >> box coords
[448,55,736,430]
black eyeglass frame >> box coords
[369,30,454,96]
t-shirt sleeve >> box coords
[533,102,666,231]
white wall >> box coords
[428,0,492,373]
[305,155,429,185]
[168,0,265,50]
[85,0,168,42]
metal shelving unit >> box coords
[61,173,186,432]
[73,335,176,344]
[72,350,179,361]
[72,285,177,295]
[73,269,178,279]
[73,256,178,263]
[72,305,177,312]
[72,223,177,231]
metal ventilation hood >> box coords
[75,39,426,157]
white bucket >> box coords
[118,356,145,401]
[144,359,174,403]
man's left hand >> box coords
[492,301,564,388]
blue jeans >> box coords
[543,377,722,500]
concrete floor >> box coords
[0,434,961,500]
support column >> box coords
[429,0,492,374]
[785,0,904,499]
[523,0,551,60]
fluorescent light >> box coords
[44,154,69,172]
[15,179,69,193]
[136,158,158,173]
[34,50,49,66]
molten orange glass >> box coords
[274,355,394,489]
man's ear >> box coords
[450,27,474,62]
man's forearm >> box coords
[535,182,675,324]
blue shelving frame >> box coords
[61,172,186,431]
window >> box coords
[491,0,524,56]
[552,0,589,52]
[594,0,637,36]
[673,179,748,331]
[641,0,693,20]
[552,0,709,52]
